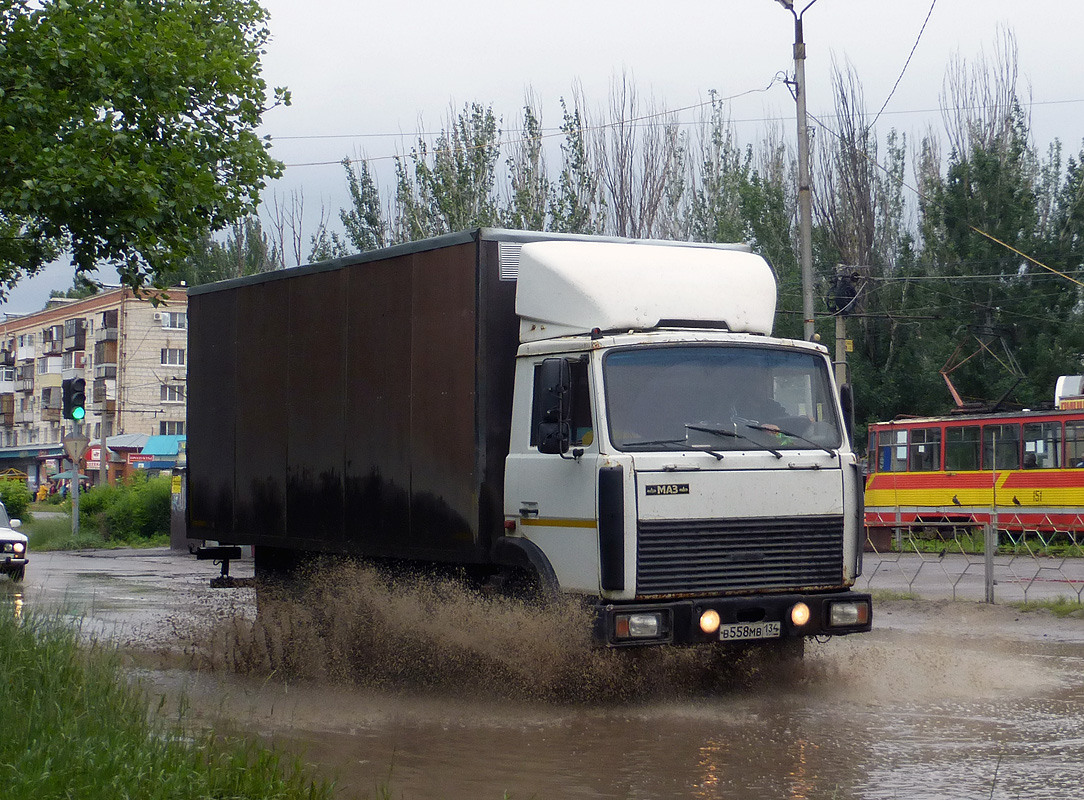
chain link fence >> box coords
[860,512,1084,604]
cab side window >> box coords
[530,359,593,447]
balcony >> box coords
[41,407,61,422]
[92,377,116,413]
[42,339,63,356]
[14,411,33,424]
[16,379,33,393]
[0,351,13,367]
[95,364,117,379]
[95,327,119,343]
[95,339,118,366]
[64,331,87,352]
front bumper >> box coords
[2,557,28,569]
[593,590,872,647]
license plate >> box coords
[718,621,781,642]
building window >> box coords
[160,312,187,330]
[160,348,185,366]
[160,420,185,436]
[161,384,185,403]
[0,367,11,382]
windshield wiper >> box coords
[685,424,782,459]
[623,438,724,461]
[743,423,837,457]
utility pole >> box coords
[828,267,860,387]
[775,0,818,342]
[63,427,88,539]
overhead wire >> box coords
[868,0,938,131]
[281,80,783,169]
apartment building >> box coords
[0,287,188,487]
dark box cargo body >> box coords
[187,229,541,564]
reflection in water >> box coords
[2,584,24,620]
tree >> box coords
[339,157,387,252]
[171,215,279,286]
[549,89,602,235]
[392,103,502,242]
[501,94,550,232]
[0,0,289,296]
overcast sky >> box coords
[4,0,1082,314]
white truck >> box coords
[187,229,871,648]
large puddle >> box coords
[9,551,1084,799]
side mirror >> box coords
[839,383,855,445]
[9,519,20,529]
[537,358,572,454]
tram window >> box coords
[877,429,908,472]
[1066,421,1084,467]
[909,427,941,471]
[983,423,1020,470]
[1023,422,1062,469]
[945,426,980,471]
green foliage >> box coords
[339,157,387,252]
[0,478,32,519]
[549,96,601,234]
[79,474,171,543]
[393,102,502,241]
[327,60,1084,440]
[0,0,289,296]
[171,215,280,285]
[502,101,550,232]
[0,610,335,800]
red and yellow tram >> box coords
[864,407,1084,540]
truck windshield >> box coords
[603,345,843,453]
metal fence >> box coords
[860,513,1084,604]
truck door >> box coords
[504,355,601,593]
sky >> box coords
[4,0,1082,315]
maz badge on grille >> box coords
[644,483,689,496]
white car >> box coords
[0,503,26,583]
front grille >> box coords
[636,515,844,596]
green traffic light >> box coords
[72,406,85,421]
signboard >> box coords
[128,453,153,464]
[63,432,89,462]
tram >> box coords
[864,391,1084,543]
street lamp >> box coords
[775,0,818,342]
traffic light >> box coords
[62,378,86,421]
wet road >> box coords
[5,549,1084,799]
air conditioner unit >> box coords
[153,312,162,321]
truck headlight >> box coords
[828,600,870,627]
[615,611,666,640]
[699,609,721,634]
[12,542,24,555]
[790,602,811,627]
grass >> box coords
[870,589,920,602]
[24,514,169,551]
[1010,596,1084,618]
[0,605,336,800]
[884,530,1084,558]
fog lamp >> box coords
[615,612,663,639]
[828,600,870,627]
[12,542,24,555]
[790,602,811,627]
[699,609,721,634]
